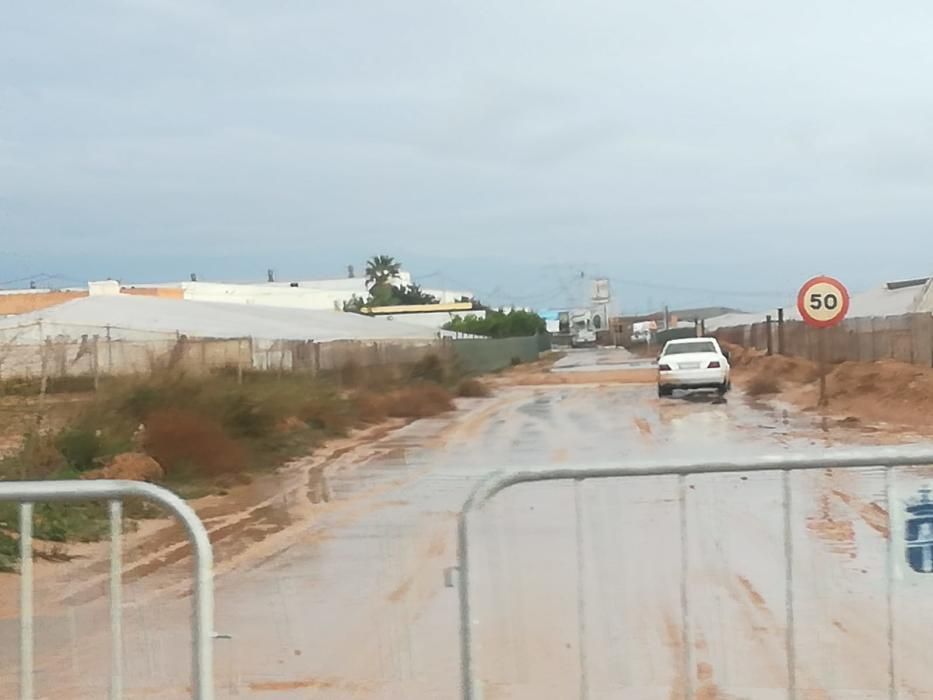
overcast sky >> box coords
[3,1,933,311]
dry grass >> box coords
[745,373,781,397]
[457,378,491,398]
[353,392,391,424]
[410,353,449,384]
[299,394,356,435]
[143,408,248,477]
[387,384,454,419]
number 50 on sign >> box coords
[797,276,850,329]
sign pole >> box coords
[818,329,827,407]
[797,275,850,410]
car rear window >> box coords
[663,341,716,356]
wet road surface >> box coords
[4,349,933,699]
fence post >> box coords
[237,339,244,385]
[766,315,773,356]
[93,335,100,392]
[106,325,113,374]
[777,308,785,355]
[927,314,933,367]
[38,321,48,425]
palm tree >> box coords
[365,255,401,289]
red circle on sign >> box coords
[797,276,850,329]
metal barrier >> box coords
[0,480,215,700]
[455,447,933,700]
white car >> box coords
[571,328,597,348]
[657,337,731,398]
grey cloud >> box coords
[3,0,933,307]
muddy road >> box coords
[3,348,933,699]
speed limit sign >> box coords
[797,275,850,329]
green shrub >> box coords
[0,532,16,572]
[444,309,546,338]
[300,394,355,435]
[222,393,275,439]
[55,428,102,471]
[122,385,163,421]
[14,431,66,478]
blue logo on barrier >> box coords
[906,489,933,574]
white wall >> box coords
[423,287,474,303]
[181,277,474,312]
[181,282,351,310]
[89,280,120,296]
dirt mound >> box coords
[82,452,164,482]
[745,374,781,397]
[720,342,761,368]
[826,360,933,403]
[749,354,821,385]
[732,345,933,435]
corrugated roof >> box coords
[0,295,455,342]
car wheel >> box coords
[658,385,670,398]
[718,381,729,396]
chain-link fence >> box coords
[0,321,550,388]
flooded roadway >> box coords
[5,348,933,699]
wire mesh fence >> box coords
[0,321,550,390]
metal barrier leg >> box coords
[458,509,475,700]
[886,468,897,700]
[679,476,692,700]
[574,480,589,700]
[110,500,124,700]
[20,502,34,700]
[783,471,796,700]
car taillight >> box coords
[659,363,672,372]
[708,361,721,369]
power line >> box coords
[0,272,65,288]
[612,276,787,299]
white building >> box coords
[123,270,475,313]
